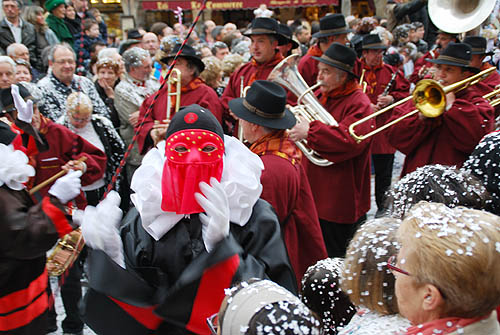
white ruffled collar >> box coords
[130,135,264,240]
[0,143,35,191]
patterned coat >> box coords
[36,72,111,121]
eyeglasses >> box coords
[70,113,91,122]
[387,255,410,276]
[206,313,218,335]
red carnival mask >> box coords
[161,129,224,214]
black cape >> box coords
[82,199,297,334]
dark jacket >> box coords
[0,18,41,72]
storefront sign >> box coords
[142,0,337,11]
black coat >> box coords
[0,18,41,72]
[82,199,297,334]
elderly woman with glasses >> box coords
[57,91,126,207]
[392,201,500,335]
[339,217,411,335]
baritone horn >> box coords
[268,54,338,167]
[348,67,496,143]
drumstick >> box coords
[29,156,87,195]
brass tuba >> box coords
[428,0,496,34]
[268,54,338,167]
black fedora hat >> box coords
[278,23,299,49]
[427,42,473,68]
[244,17,287,44]
[161,43,205,73]
[361,34,387,50]
[312,42,358,78]
[312,14,352,39]
[0,84,34,113]
[228,80,296,130]
[463,36,494,56]
[0,121,16,145]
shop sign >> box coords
[142,0,336,11]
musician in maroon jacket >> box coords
[463,36,500,117]
[387,43,495,177]
[354,34,410,216]
[409,31,457,84]
[229,80,327,285]
[298,14,351,88]
[289,43,374,258]
[220,17,285,134]
[136,43,223,154]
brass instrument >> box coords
[359,68,368,94]
[166,67,182,120]
[428,0,496,34]
[238,76,250,142]
[484,88,500,108]
[268,54,338,167]
[348,67,496,143]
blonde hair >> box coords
[341,217,401,315]
[221,53,244,77]
[399,201,500,318]
[199,56,221,89]
[66,92,93,116]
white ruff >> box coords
[130,135,264,240]
[0,144,35,191]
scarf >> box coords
[46,14,73,44]
[405,314,490,335]
[320,80,360,105]
[306,44,323,57]
[247,52,284,87]
[250,130,302,166]
[361,60,384,95]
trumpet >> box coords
[268,54,338,167]
[348,67,496,143]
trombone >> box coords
[166,67,181,120]
[484,87,500,108]
[348,67,496,143]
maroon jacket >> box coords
[34,117,107,208]
[387,86,494,176]
[298,51,320,88]
[304,88,374,223]
[136,82,223,154]
[355,61,410,154]
[255,139,327,285]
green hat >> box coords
[45,0,66,12]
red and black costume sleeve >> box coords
[0,186,75,335]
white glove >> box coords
[195,177,230,252]
[81,191,125,268]
[48,170,82,203]
[11,85,33,123]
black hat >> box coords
[244,17,287,44]
[0,121,16,145]
[463,36,494,56]
[361,34,387,50]
[0,84,33,113]
[312,14,352,39]
[427,42,473,68]
[118,39,141,55]
[278,23,299,49]
[161,43,205,73]
[312,42,358,78]
[127,28,143,40]
[228,80,295,130]
[166,104,224,141]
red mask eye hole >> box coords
[174,145,188,153]
[201,145,217,153]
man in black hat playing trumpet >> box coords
[298,13,352,87]
[289,43,374,258]
[387,42,495,177]
[229,80,327,285]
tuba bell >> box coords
[428,0,496,34]
[268,54,338,167]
